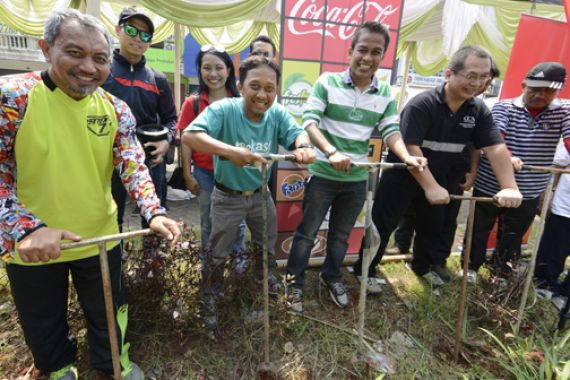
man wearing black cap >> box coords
[103,7,177,231]
[465,62,570,283]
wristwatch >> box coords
[324,146,337,158]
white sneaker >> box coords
[458,269,478,284]
[422,271,445,286]
[357,276,383,295]
[552,296,568,311]
[536,288,554,300]
[166,186,193,201]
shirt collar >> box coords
[436,83,476,107]
[41,70,57,91]
[343,68,379,91]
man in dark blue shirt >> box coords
[102,7,177,230]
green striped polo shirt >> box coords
[303,69,399,182]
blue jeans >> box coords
[286,176,366,287]
[193,166,246,258]
[112,162,166,230]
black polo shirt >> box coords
[388,84,502,177]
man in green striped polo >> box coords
[285,21,426,313]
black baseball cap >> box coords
[524,62,566,90]
[118,7,154,35]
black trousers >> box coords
[433,178,464,262]
[393,206,415,252]
[535,213,570,296]
[353,169,458,277]
[7,245,129,373]
[468,188,539,272]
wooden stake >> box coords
[98,241,122,379]
[454,200,476,362]
[515,176,555,334]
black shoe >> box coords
[319,274,349,308]
[255,272,284,296]
[287,286,303,313]
[200,297,222,339]
[432,265,451,283]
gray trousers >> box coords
[201,186,277,298]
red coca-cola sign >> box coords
[285,0,402,28]
[282,0,403,68]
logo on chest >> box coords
[86,115,111,136]
[459,115,476,129]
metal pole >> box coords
[357,169,378,350]
[174,23,182,112]
[515,176,555,334]
[351,162,408,170]
[449,195,494,203]
[522,165,570,175]
[60,229,153,250]
[397,48,411,112]
[260,161,270,364]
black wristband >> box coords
[297,143,315,149]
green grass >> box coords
[0,225,567,379]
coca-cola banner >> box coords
[282,0,403,68]
[274,0,405,264]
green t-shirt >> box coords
[303,70,400,182]
[188,98,304,191]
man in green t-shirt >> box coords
[0,9,180,379]
[183,56,316,337]
[285,22,426,313]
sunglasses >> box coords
[200,44,225,53]
[121,23,152,43]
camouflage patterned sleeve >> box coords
[0,74,46,261]
[108,93,166,223]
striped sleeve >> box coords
[377,96,400,140]
[491,101,509,134]
[302,74,328,128]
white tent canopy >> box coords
[399,0,566,77]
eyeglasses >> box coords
[121,23,152,43]
[200,44,225,53]
[452,70,491,83]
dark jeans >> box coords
[286,176,366,287]
[535,213,570,296]
[467,188,539,272]
[112,161,166,230]
[6,246,129,373]
[353,169,453,277]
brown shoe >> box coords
[385,246,408,255]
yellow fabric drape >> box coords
[189,21,279,54]
[0,0,81,36]
[138,0,272,28]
